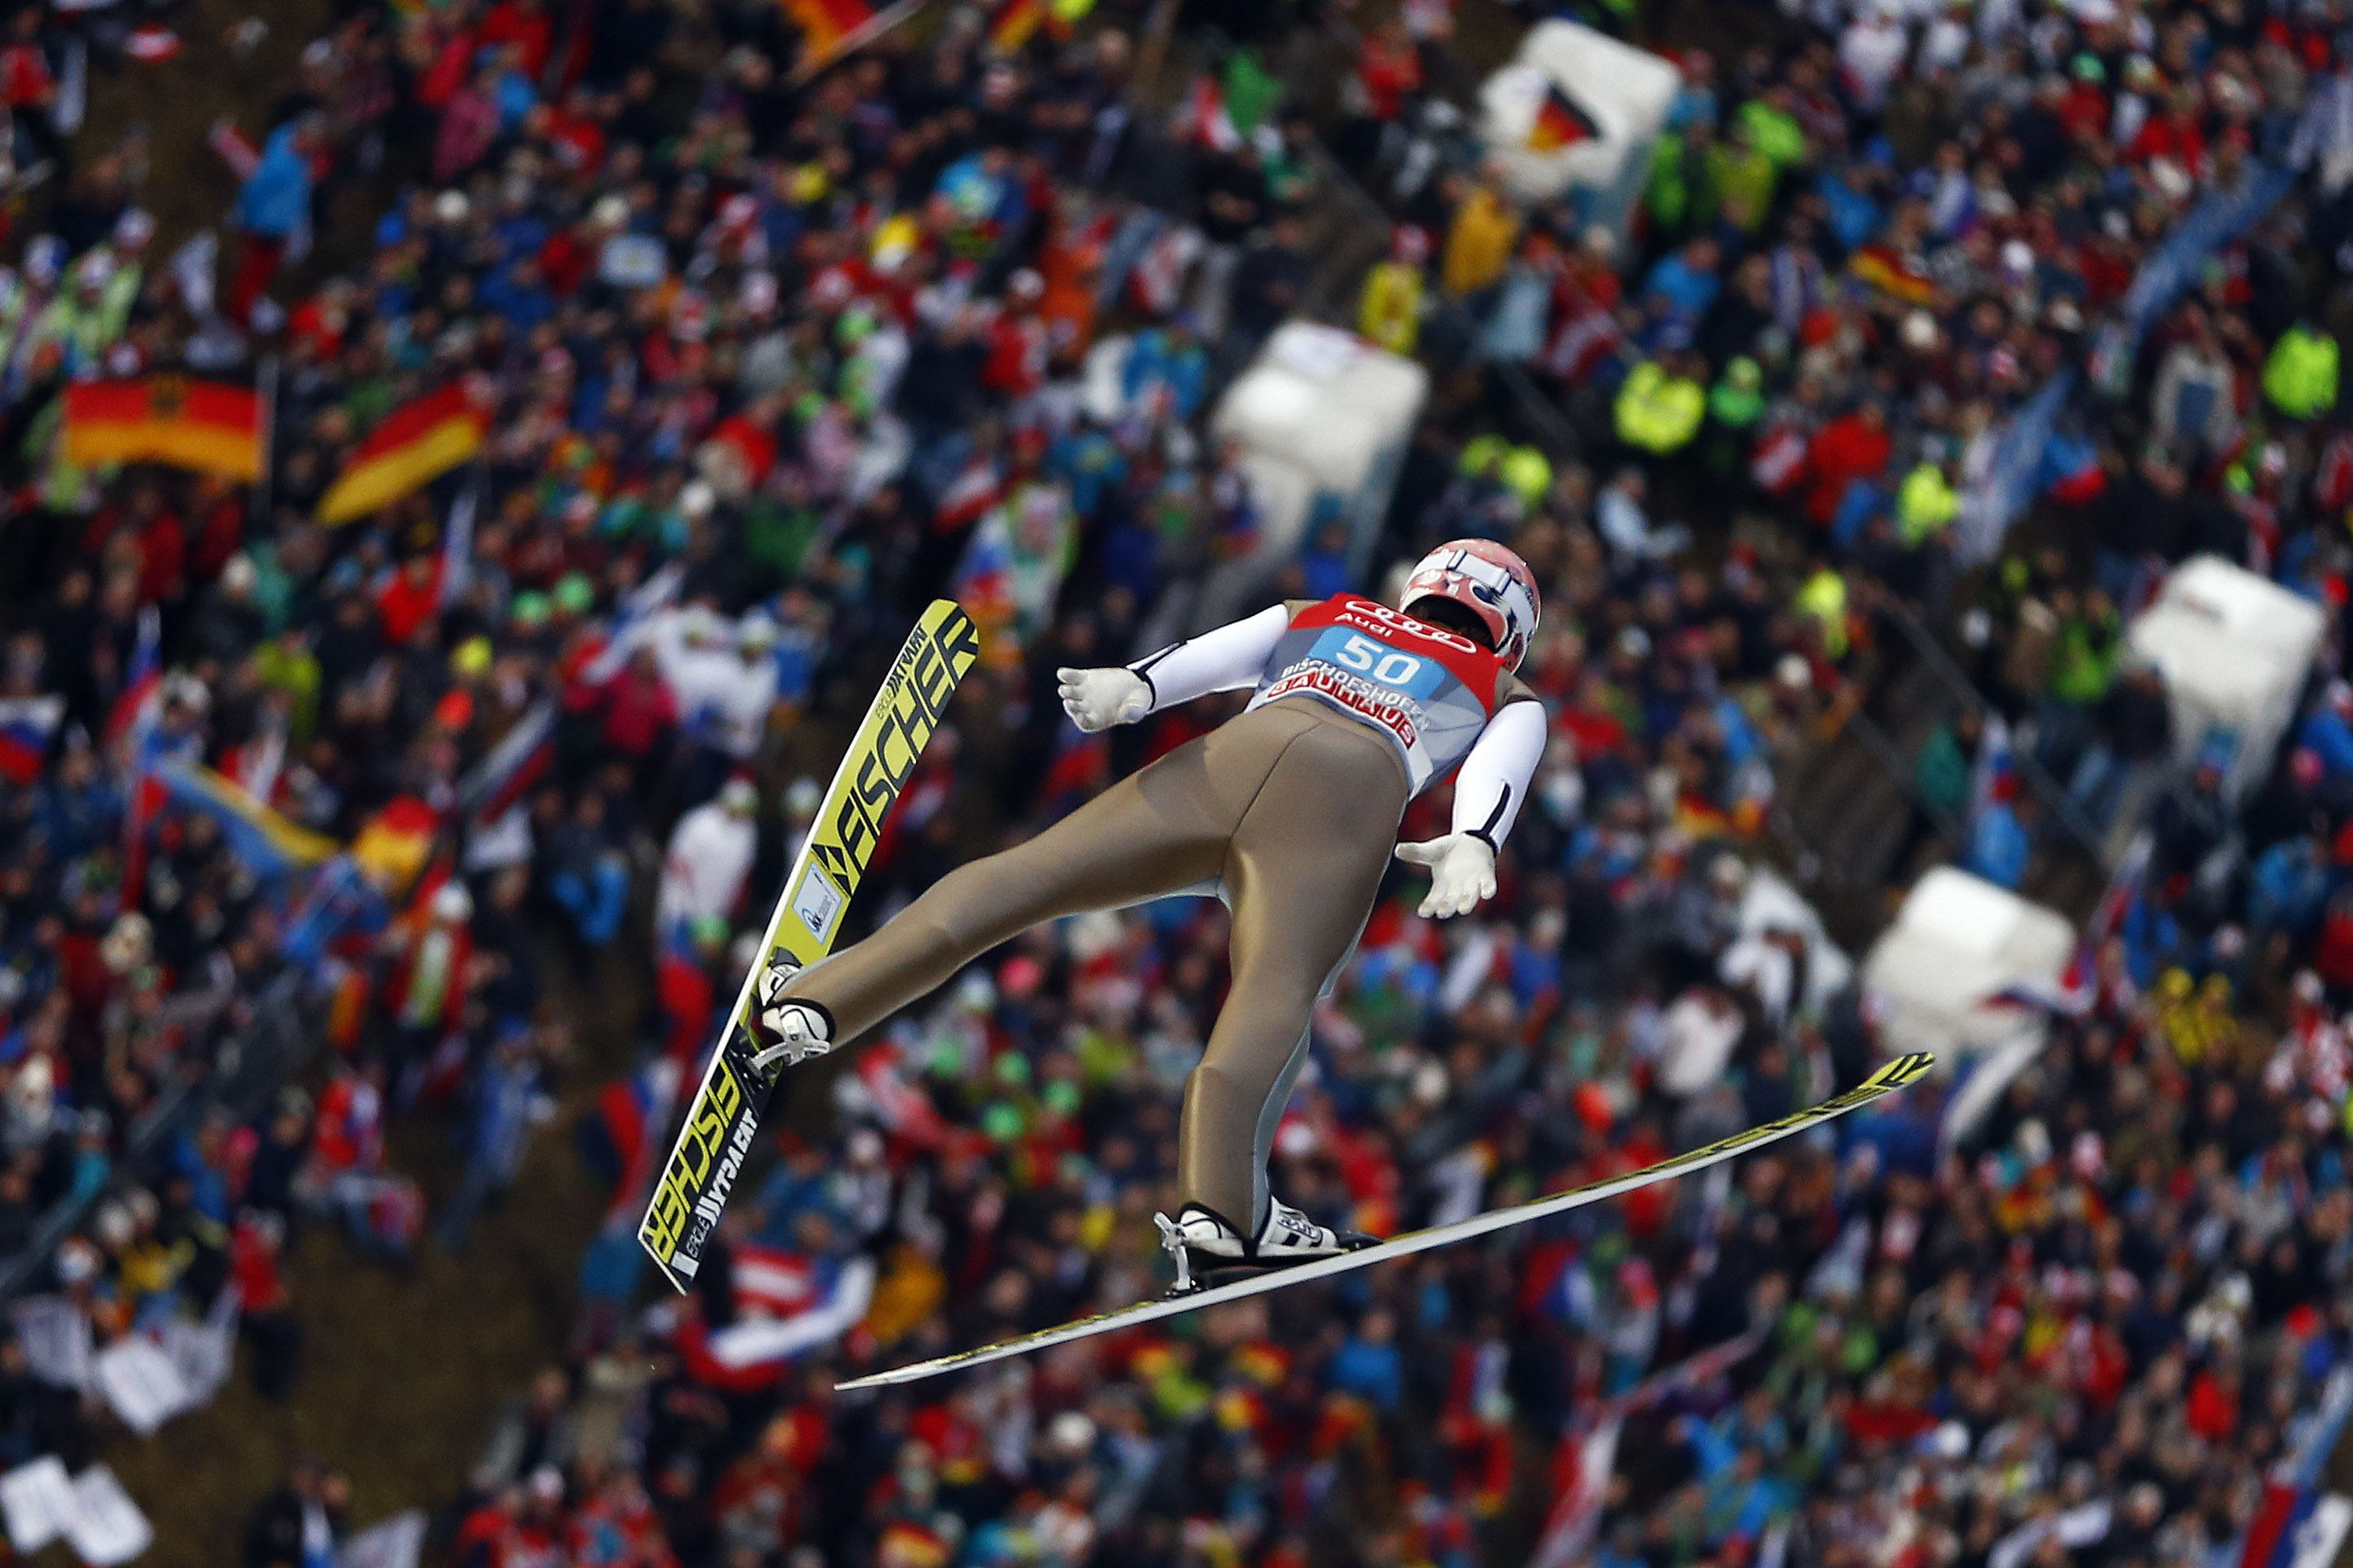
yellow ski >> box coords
[639,601,981,1292]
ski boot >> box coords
[746,956,835,1076]
[1153,1199,1378,1295]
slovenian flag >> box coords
[1965,711,2017,829]
[1527,84,1597,153]
[0,696,62,784]
[2059,833,2151,1011]
[104,605,162,757]
[455,701,555,824]
[2039,427,2108,505]
[2239,1482,2311,1568]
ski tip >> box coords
[838,1354,984,1392]
[1869,1051,1936,1090]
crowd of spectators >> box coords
[0,0,2337,1559]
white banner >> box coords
[63,1467,150,1567]
[0,1457,73,1554]
[338,1510,428,1568]
[93,1336,197,1436]
[11,1297,91,1391]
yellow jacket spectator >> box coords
[1795,566,1849,659]
[1737,95,1807,168]
[1615,358,1705,454]
[1360,228,1429,356]
[1442,181,1521,298]
[2152,968,2236,1067]
[1643,126,1711,237]
[1705,123,1778,236]
[2264,323,2339,419]
[1895,461,1959,546]
[1501,445,1552,513]
[30,257,127,378]
[2048,592,2121,707]
[1360,259,1422,356]
[1457,437,1551,517]
[1460,435,1510,475]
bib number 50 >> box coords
[1336,634,1422,687]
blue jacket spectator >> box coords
[236,123,316,241]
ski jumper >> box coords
[778,594,1547,1231]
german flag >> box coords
[63,377,263,481]
[781,0,875,64]
[1847,243,1937,307]
[1527,84,1598,154]
[316,382,486,527]
[987,0,1044,54]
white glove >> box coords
[1058,666,1152,732]
[1394,833,1498,919]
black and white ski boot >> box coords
[746,956,834,1076]
[1153,1199,1378,1295]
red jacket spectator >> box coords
[377,556,445,646]
[0,15,53,113]
[136,509,188,607]
[476,0,555,81]
[1355,24,1422,121]
[2186,1366,2240,1440]
[189,484,247,584]
[2130,106,2207,177]
[415,20,478,110]
[1803,406,1894,528]
[598,651,678,758]
[231,1214,290,1313]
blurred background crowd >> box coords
[0,0,2347,1560]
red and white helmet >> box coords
[1400,540,1541,670]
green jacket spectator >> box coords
[1736,95,1807,169]
[2264,323,2340,419]
[1617,360,1706,455]
[2049,596,2123,706]
[1913,719,1972,821]
[1895,462,1959,547]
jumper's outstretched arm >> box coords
[1058,603,1294,731]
